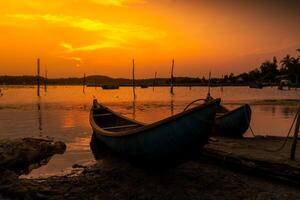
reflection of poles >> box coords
[220,74,224,92]
[170,96,174,116]
[132,96,136,120]
[170,59,174,95]
[37,58,40,97]
[290,107,300,160]
[83,73,86,93]
[37,97,43,136]
[44,68,47,93]
[153,71,157,92]
[208,71,211,96]
[132,59,136,99]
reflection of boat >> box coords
[249,82,263,89]
[90,99,220,163]
[101,85,119,90]
[90,133,111,160]
[214,104,251,137]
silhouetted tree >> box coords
[237,73,249,82]
[248,68,261,81]
[280,54,293,73]
[280,54,300,82]
[259,56,278,81]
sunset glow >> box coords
[0,0,299,78]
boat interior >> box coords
[92,106,144,132]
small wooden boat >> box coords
[140,85,148,88]
[90,98,220,163]
[214,104,251,137]
[249,82,263,89]
[101,85,119,90]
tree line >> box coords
[0,49,299,86]
[227,49,300,84]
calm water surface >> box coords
[0,86,299,177]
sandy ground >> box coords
[4,157,298,200]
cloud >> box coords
[7,13,166,53]
[90,0,147,7]
[59,41,126,53]
[7,14,165,39]
[7,14,106,31]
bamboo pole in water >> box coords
[37,58,40,97]
[290,108,300,160]
[170,59,174,95]
[132,59,136,99]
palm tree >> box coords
[291,57,300,84]
[280,55,293,72]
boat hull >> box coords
[91,101,219,163]
[213,104,251,137]
[101,85,119,90]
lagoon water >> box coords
[0,85,299,177]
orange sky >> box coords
[0,0,299,78]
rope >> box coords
[264,109,299,152]
[244,103,300,152]
[244,109,256,137]
[183,99,206,111]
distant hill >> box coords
[0,75,209,86]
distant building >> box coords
[236,77,244,82]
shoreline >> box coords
[2,136,300,199]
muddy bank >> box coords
[0,137,66,199]
[3,156,299,200]
[1,137,300,200]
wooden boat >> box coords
[101,85,119,90]
[90,98,220,163]
[249,82,263,89]
[213,104,251,137]
[140,85,148,88]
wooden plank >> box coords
[203,137,300,184]
[103,124,139,130]
[93,113,113,117]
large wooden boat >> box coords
[214,104,252,137]
[90,98,220,163]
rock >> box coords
[54,141,67,154]
[0,138,66,175]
